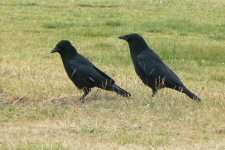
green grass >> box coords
[0,0,225,149]
[42,22,74,29]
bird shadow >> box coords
[48,92,122,107]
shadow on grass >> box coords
[78,4,119,8]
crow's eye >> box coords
[58,46,63,49]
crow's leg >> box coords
[80,88,90,103]
[152,89,158,97]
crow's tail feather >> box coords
[183,87,201,102]
[112,84,131,97]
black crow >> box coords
[119,33,201,101]
[51,40,131,102]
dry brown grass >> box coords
[1,78,225,149]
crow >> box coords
[119,33,201,101]
[51,40,131,102]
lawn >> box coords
[0,0,225,149]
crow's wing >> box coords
[92,66,115,83]
[136,51,184,87]
[69,54,115,86]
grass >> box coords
[0,0,225,149]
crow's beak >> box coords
[51,47,58,53]
[118,35,127,40]
[118,35,125,40]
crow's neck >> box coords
[60,50,78,78]
[60,50,77,67]
[129,40,149,56]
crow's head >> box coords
[51,40,76,54]
[118,33,149,54]
[118,33,143,43]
